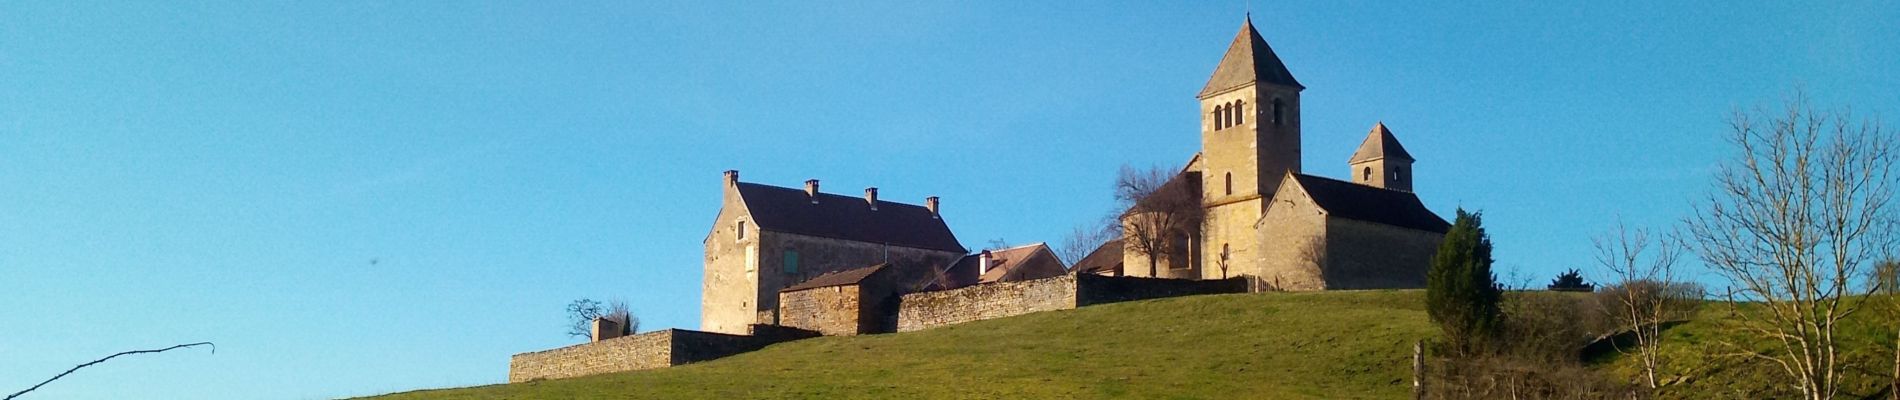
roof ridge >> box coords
[1348,122,1415,163]
[736,182,933,210]
[986,242,1047,252]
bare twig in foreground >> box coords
[4,342,214,400]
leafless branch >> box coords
[1684,90,1896,399]
[5,342,214,400]
[1115,164,1205,276]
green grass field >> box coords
[358,290,1896,400]
[360,290,1436,400]
[1589,300,1895,399]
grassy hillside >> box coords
[360,290,1898,399]
[361,291,1437,400]
[1590,300,1896,399]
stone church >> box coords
[1117,19,1451,291]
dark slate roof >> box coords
[1290,174,1450,233]
[1348,122,1415,163]
[1072,238,1124,275]
[1199,18,1303,98]
[937,255,982,289]
[736,182,965,252]
[781,263,888,292]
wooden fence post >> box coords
[1413,340,1426,400]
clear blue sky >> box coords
[2,1,1895,398]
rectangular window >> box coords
[782,250,799,274]
[745,245,757,273]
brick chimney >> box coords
[979,250,993,275]
[805,179,820,203]
[591,317,624,343]
[864,187,878,211]
[925,196,940,218]
[723,170,739,187]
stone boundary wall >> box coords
[896,274,1078,332]
[508,325,818,382]
[896,274,1250,332]
[1074,274,1248,306]
[508,330,676,382]
[674,325,818,364]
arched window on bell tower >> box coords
[1233,100,1245,125]
[1224,172,1233,195]
[1213,104,1226,130]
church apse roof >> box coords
[736,182,966,253]
[1289,174,1449,233]
[1199,18,1304,98]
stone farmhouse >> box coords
[509,17,1452,383]
[1114,19,1450,291]
[701,173,969,335]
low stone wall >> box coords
[895,274,1249,332]
[508,325,819,383]
[778,285,862,336]
[669,328,806,364]
[508,330,675,382]
[896,274,1078,332]
[1074,274,1248,306]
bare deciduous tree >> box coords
[1115,164,1205,276]
[1685,93,1897,400]
[1593,221,1700,391]
[605,300,637,335]
[566,298,637,340]
[6,342,214,400]
[1056,221,1119,268]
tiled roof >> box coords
[1289,174,1450,233]
[1348,122,1415,163]
[1199,18,1303,97]
[935,243,1063,289]
[736,182,965,252]
[976,243,1057,283]
[781,263,888,292]
[1072,238,1124,275]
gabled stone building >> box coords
[775,262,932,336]
[702,172,966,334]
[934,242,1068,289]
[1118,19,1450,290]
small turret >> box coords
[1348,122,1416,192]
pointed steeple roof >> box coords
[1199,18,1303,98]
[1349,122,1415,163]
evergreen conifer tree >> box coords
[1426,208,1502,355]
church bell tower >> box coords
[1196,17,1303,280]
[1199,17,1303,207]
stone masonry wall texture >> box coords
[508,327,817,383]
[508,330,675,383]
[1074,274,1247,306]
[705,222,960,334]
[895,274,1248,332]
[777,285,862,336]
[1320,217,1442,289]
[897,274,1079,332]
